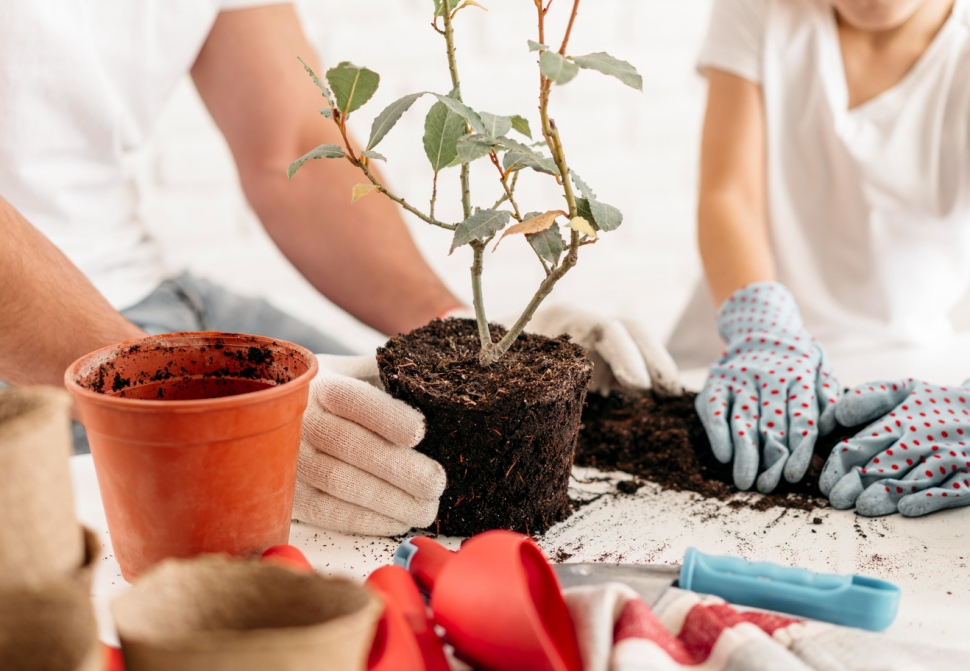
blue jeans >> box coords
[71,272,352,453]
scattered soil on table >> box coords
[575,390,858,512]
[378,319,592,537]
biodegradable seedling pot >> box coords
[0,387,85,588]
[112,555,382,671]
[0,580,101,671]
[64,332,318,580]
[378,319,592,537]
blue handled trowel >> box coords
[554,547,900,632]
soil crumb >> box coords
[575,390,857,512]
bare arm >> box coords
[697,69,775,306]
[190,5,461,337]
[0,196,145,387]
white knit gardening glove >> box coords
[517,305,683,397]
[293,354,447,537]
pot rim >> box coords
[63,331,319,412]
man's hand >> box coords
[520,305,683,397]
[696,282,841,493]
[820,379,970,517]
[293,355,446,536]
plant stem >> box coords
[481,241,579,365]
[558,0,581,55]
[442,0,492,352]
[470,240,491,348]
[358,162,456,230]
[430,171,439,220]
[476,0,589,364]
[490,152,522,222]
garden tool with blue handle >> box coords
[555,547,900,632]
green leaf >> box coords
[327,62,380,116]
[479,112,512,138]
[433,0,446,16]
[423,101,466,171]
[450,209,510,253]
[456,134,498,163]
[575,197,596,228]
[367,92,427,150]
[572,52,643,91]
[361,150,387,161]
[287,144,346,179]
[527,222,564,266]
[510,115,532,139]
[528,40,548,52]
[572,173,623,232]
[298,57,332,101]
[319,108,333,119]
[433,94,485,135]
[539,51,579,85]
[591,200,623,231]
[498,137,558,175]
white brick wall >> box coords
[137,0,713,352]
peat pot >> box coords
[65,332,317,580]
[377,319,592,537]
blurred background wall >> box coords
[132,0,713,353]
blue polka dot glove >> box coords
[696,282,841,493]
[820,379,970,517]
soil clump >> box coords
[575,390,858,512]
[378,319,592,537]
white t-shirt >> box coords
[0,1,283,310]
[695,0,970,352]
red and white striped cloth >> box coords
[562,584,962,671]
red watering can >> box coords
[394,530,582,671]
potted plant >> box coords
[288,0,642,535]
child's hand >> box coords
[821,379,970,516]
[696,282,841,492]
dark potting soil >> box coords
[81,335,292,401]
[377,319,592,537]
[575,390,858,512]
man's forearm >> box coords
[243,152,462,337]
[191,6,461,337]
[0,196,145,387]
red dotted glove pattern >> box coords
[696,282,841,493]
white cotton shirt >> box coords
[693,0,970,352]
[0,0,285,310]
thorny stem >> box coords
[442,0,491,352]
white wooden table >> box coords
[73,336,970,651]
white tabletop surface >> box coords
[73,335,970,651]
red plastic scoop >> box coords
[365,566,450,671]
[395,530,582,671]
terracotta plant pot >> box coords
[112,556,382,671]
[65,333,317,580]
[0,387,85,588]
[377,319,592,537]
